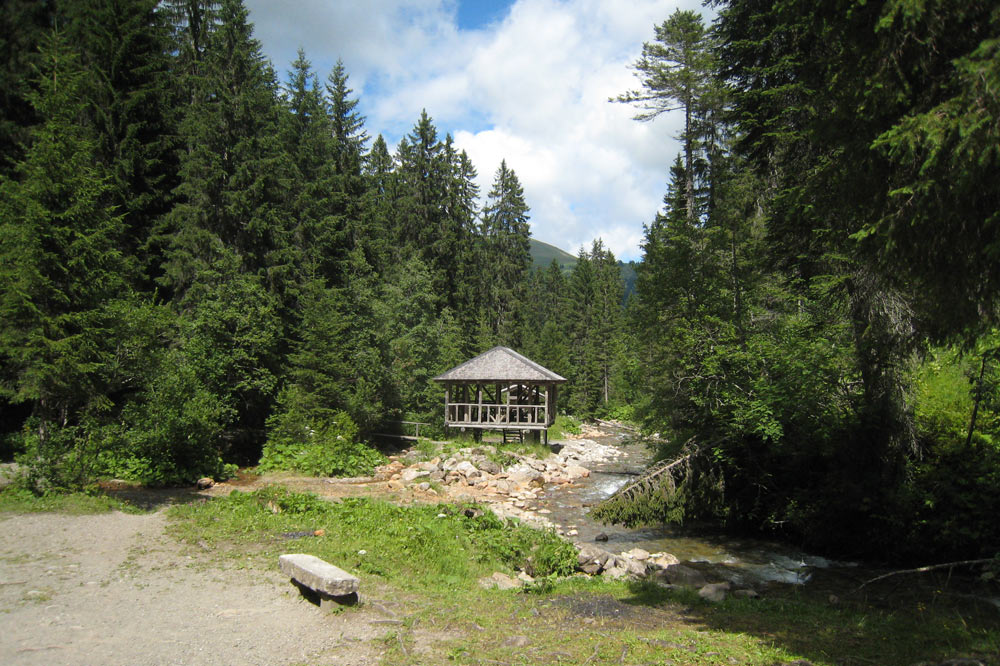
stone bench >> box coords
[279,553,359,608]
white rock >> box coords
[698,582,731,603]
[401,468,429,482]
[479,572,522,590]
[650,553,681,568]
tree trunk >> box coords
[684,96,695,222]
[965,352,988,450]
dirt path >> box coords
[0,509,398,666]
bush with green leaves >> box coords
[259,388,384,477]
[896,346,1000,560]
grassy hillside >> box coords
[529,238,578,271]
[530,238,637,303]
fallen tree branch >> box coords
[857,558,996,590]
[595,418,638,432]
[590,438,716,527]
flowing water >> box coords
[541,429,847,587]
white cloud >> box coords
[245,0,712,260]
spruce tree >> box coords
[444,145,480,344]
[590,240,625,407]
[161,0,288,298]
[325,59,371,271]
[159,0,290,461]
[57,0,179,288]
[326,59,368,180]
[394,111,465,303]
[0,32,126,487]
[279,49,341,286]
[614,9,715,221]
[0,0,54,175]
[567,250,597,417]
[359,134,397,272]
[479,160,531,343]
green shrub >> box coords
[899,347,1000,560]
[95,349,237,486]
[603,403,636,423]
[913,347,997,450]
[549,415,581,439]
[260,390,384,477]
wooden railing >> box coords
[446,403,547,426]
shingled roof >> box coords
[433,346,566,383]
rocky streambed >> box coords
[374,435,624,532]
[369,425,766,601]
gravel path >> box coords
[0,510,394,666]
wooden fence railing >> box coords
[446,403,547,426]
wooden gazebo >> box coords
[433,346,566,443]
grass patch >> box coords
[165,486,1000,665]
[402,576,1000,666]
[168,486,577,590]
[0,486,139,514]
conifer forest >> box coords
[1,0,998,565]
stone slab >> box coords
[279,553,359,597]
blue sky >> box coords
[454,0,514,30]
[244,0,710,261]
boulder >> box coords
[698,582,731,603]
[509,471,545,489]
[479,572,522,590]
[649,553,680,568]
[563,464,590,479]
[576,544,614,574]
[478,460,501,475]
[453,460,478,477]
[400,468,429,482]
[655,564,708,588]
[196,477,214,489]
[732,589,759,599]
[602,559,629,579]
[624,557,648,578]
[624,548,650,561]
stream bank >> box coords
[365,422,849,593]
[194,423,997,609]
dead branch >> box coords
[857,558,996,590]
[604,446,696,501]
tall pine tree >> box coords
[0,32,126,487]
